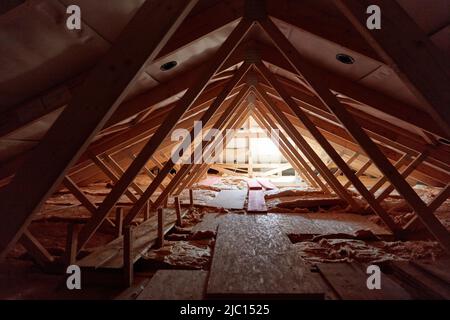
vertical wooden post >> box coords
[164,196,169,208]
[123,225,133,287]
[143,201,150,221]
[115,207,123,237]
[189,189,194,208]
[175,197,182,227]
[156,208,164,249]
[65,224,78,266]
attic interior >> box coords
[0,0,449,301]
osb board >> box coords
[191,212,227,233]
[317,263,412,300]
[207,190,247,209]
[206,215,325,299]
[78,208,187,269]
[137,270,207,300]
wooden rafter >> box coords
[0,0,199,259]
[258,16,450,251]
[76,21,254,251]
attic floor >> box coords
[0,175,449,299]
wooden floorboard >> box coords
[389,261,450,299]
[78,208,188,269]
[137,270,208,300]
[317,263,412,300]
[411,258,450,285]
[206,214,325,299]
[247,179,263,190]
[207,190,247,209]
[256,178,277,190]
[247,190,268,213]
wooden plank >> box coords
[0,0,198,260]
[137,270,207,300]
[318,263,411,300]
[247,190,268,213]
[256,178,277,190]
[78,208,188,269]
[247,178,263,190]
[334,0,450,138]
[208,190,247,210]
[411,259,450,285]
[390,261,450,299]
[207,215,325,298]
[259,18,450,251]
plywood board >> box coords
[206,215,325,298]
[137,270,207,300]
[207,190,247,209]
[318,263,411,300]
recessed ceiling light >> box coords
[336,53,355,65]
[160,60,178,71]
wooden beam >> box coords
[90,155,139,202]
[77,21,252,251]
[123,225,133,287]
[334,152,359,177]
[64,224,78,266]
[252,108,325,190]
[123,84,251,223]
[369,154,410,194]
[103,155,146,196]
[115,207,124,238]
[375,152,429,203]
[404,184,450,232]
[254,85,361,210]
[343,159,373,189]
[156,209,164,249]
[176,108,251,193]
[259,17,450,250]
[0,0,198,259]
[334,0,450,138]
[20,230,54,268]
[174,197,182,227]
[62,176,97,214]
[258,41,447,138]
